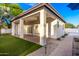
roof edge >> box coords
[12,3,66,23]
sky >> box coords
[19,3,79,25]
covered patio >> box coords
[12,3,65,46]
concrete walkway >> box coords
[28,35,74,56]
[28,38,60,56]
[50,35,73,56]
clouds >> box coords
[27,3,36,6]
[25,3,38,7]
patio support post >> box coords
[62,23,65,35]
[39,9,46,46]
[48,22,51,38]
[12,22,15,36]
[19,19,24,38]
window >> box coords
[57,21,59,28]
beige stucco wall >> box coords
[51,19,65,38]
[23,18,65,39]
[24,24,40,36]
[12,19,65,39]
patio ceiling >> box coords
[23,11,57,25]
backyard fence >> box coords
[65,28,79,36]
[1,28,12,34]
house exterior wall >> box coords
[24,24,40,36]
[51,19,65,38]
[12,6,65,40]
[23,18,65,39]
[12,19,65,39]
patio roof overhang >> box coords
[11,3,66,23]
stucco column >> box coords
[19,19,24,38]
[39,9,46,46]
[12,22,15,36]
[62,24,65,35]
[48,22,51,38]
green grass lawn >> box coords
[0,34,42,56]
